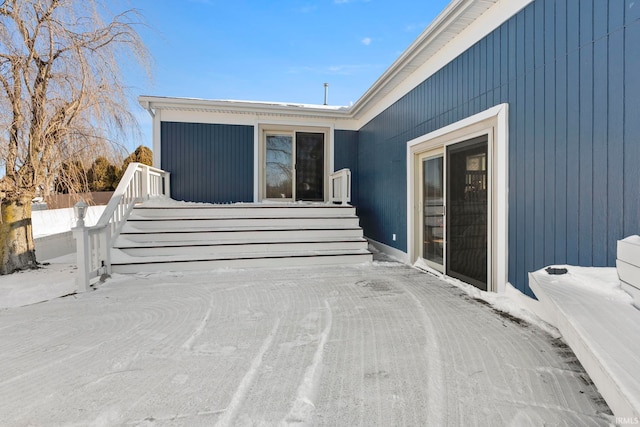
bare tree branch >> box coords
[0,0,151,273]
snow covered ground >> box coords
[32,205,105,238]
[0,259,613,425]
[0,205,620,424]
[0,253,77,309]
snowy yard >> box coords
[0,260,613,426]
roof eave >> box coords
[139,0,505,123]
[138,96,351,119]
[348,0,477,118]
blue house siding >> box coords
[357,0,640,295]
[334,130,360,204]
[161,122,254,203]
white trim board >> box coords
[406,103,509,293]
[367,238,410,264]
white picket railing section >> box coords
[329,168,351,205]
[73,163,170,292]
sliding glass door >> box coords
[446,137,488,290]
[266,134,294,199]
[295,132,324,201]
[419,151,445,272]
[417,136,489,290]
[265,132,325,201]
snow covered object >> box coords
[617,235,640,308]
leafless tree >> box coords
[0,0,150,274]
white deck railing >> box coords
[73,163,170,292]
[329,168,351,205]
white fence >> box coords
[329,168,351,205]
[73,163,170,292]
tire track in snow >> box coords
[181,295,215,351]
[283,299,333,426]
[215,317,281,427]
[0,340,105,388]
[400,284,445,426]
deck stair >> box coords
[111,201,372,273]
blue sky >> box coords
[127,0,452,151]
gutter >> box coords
[140,99,155,118]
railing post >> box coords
[164,172,171,198]
[341,171,349,205]
[141,165,150,200]
[329,169,350,205]
[101,227,111,275]
[72,223,90,293]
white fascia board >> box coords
[354,0,533,127]
[138,97,360,130]
[138,96,349,119]
[152,108,356,134]
[159,109,257,126]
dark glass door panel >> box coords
[446,137,488,290]
[422,155,444,271]
[295,132,324,201]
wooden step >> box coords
[118,228,365,243]
[130,204,356,219]
[122,216,361,232]
[111,249,373,273]
[112,199,372,273]
[115,239,369,257]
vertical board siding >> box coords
[608,2,625,268]
[161,122,254,203]
[578,0,594,266]
[334,130,360,203]
[554,0,568,266]
[624,15,640,239]
[356,0,640,295]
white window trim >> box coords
[406,103,509,293]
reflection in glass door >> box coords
[421,154,445,272]
[416,135,489,291]
[266,134,293,199]
[446,137,488,290]
[295,132,324,201]
[265,132,325,200]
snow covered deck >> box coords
[530,266,640,421]
[0,261,612,425]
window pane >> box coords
[423,156,444,269]
[447,138,488,290]
[295,132,324,201]
[266,135,293,198]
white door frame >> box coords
[416,148,446,273]
[407,104,509,293]
[258,125,330,202]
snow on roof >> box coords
[141,96,349,111]
[214,98,349,111]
